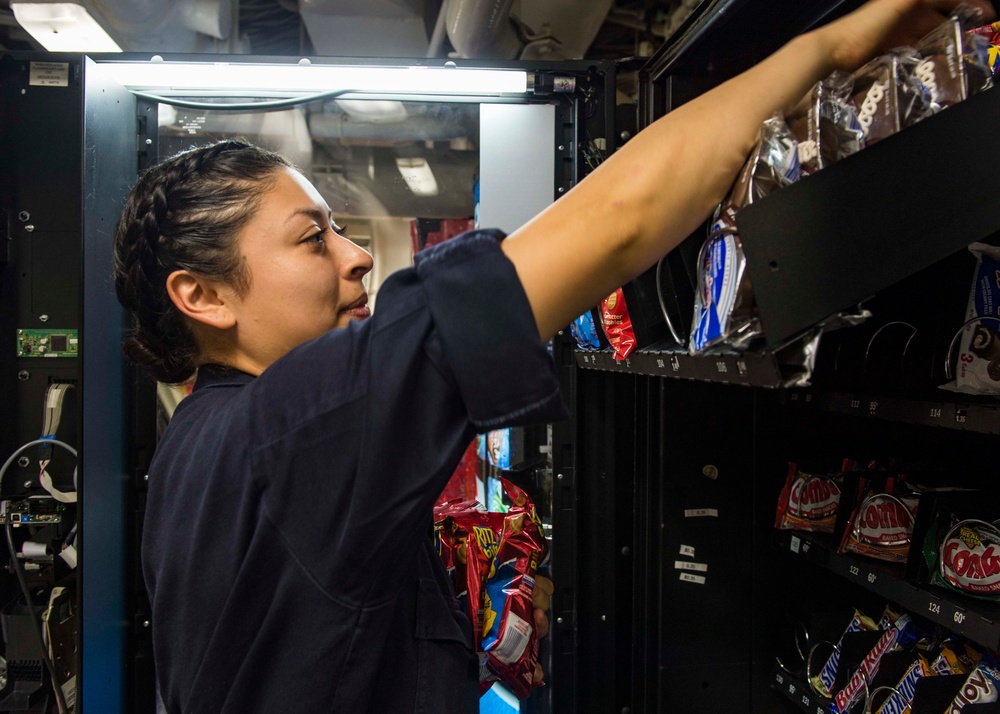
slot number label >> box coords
[928,600,941,615]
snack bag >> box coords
[689,114,798,353]
[924,517,1000,600]
[932,644,982,676]
[570,309,604,351]
[945,653,1000,712]
[839,486,920,564]
[775,462,843,534]
[968,20,1000,74]
[913,12,993,111]
[943,243,1000,396]
[479,478,548,699]
[811,609,879,698]
[600,288,636,360]
[851,50,934,146]
[787,71,863,176]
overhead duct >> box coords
[308,113,470,142]
[446,0,521,60]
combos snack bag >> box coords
[775,462,843,534]
[600,288,636,361]
[839,484,920,564]
[433,478,548,699]
[924,517,1000,600]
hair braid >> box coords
[113,139,291,383]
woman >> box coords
[113,0,991,711]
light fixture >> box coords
[395,158,439,197]
[95,59,529,98]
[12,2,122,53]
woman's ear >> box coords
[165,270,236,330]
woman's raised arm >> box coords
[501,0,994,341]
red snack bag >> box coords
[839,485,920,564]
[775,462,843,534]
[600,288,636,361]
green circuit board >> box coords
[17,329,78,358]
[0,496,65,526]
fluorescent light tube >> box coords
[12,2,122,52]
[96,60,528,97]
[395,158,439,197]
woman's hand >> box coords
[819,0,995,73]
[531,574,554,684]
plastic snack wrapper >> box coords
[832,614,927,713]
[689,114,799,354]
[942,243,1000,396]
[839,480,920,564]
[570,308,605,351]
[851,50,934,146]
[924,516,1000,600]
[945,652,1000,712]
[875,656,930,714]
[912,11,993,112]
[774,462,843,534]
[787,71,863,176]
[932,644,982,676]
[600,288,636,360]
[968,20,1000,74]
[433,479,548,699]
[811,609,879,698]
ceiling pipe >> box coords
[445,0,521,59]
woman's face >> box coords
[222,166,374,372]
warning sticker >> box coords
[29,62,70,87]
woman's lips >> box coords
[342,296,370,319]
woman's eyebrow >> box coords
[285,206,327,225]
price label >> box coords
[802,541,811,554]
[775,674,784,685]
[788,684,796,695]
[670,356,681,372]
[817,708,825,714]
[716,361,728,374]
[850,565,860,577]
[953,610,966,625]
[867,573,877,584]
[955,409,967,424]
[802,695,810,707]
[929,407,942,419]
[737,360,748,376]
[656,359,665,369]
[928,600,941,615]
[790,535,801,554]
[624,358,631,368]
[805,393,813,403]
[869,400,879,415]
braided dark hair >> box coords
[113,139,292,384]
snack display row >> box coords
[779,602,999,713]
[433,478,548,700]
[572,10,995,369]
[776,461,1000,604]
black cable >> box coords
[129,88,355,113]
[5,521,68,714]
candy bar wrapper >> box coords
[945,653,1000,712]
[851,50,934,146]
[942,243,1000,396]
[833,614,926,713]
[775,463,843,534]
[875,657,930,714]
[968,21,1000,74]
[812,609,879,697]
[788,71,863,176]
[690,115,798,354]
[932,644,981,676]
[925,516,1000,600]
[913,13,993,112]
[839,490,919,564]
[600,288,636,361]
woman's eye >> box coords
[332,223,349,238]
[305,229,328,245]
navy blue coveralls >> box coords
[142,231,567,714]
